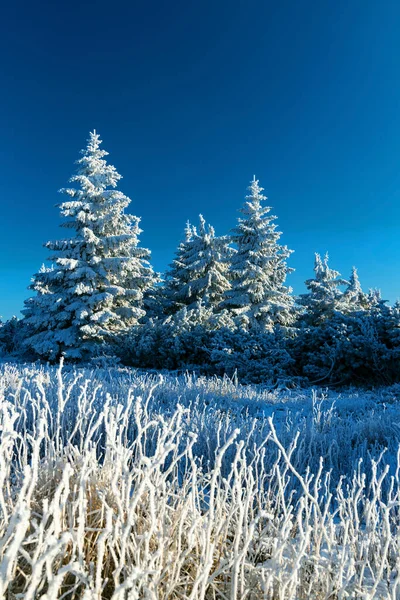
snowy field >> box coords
[1,361,400,598]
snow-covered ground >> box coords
[1,361,400,598]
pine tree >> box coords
[222,177,294,331]
[299,253,348,325]
[163,215,232,315]
[23,131,155,360]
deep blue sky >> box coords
[1,0,400,319]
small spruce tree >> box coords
[341,267,369,312]
[163,215,232,315]
[299,253,348,326]
[222,177,295,331]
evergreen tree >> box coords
[162,221,194,315]
[163,215,232,315]
[222,177,294,331]
[366,288,383,308]
[341,267,369,312]
[299,253,348,325]
[23,131,155,360]
[0,317,23,356]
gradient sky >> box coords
[1,0,400,319]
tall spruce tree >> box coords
[23,131,155,360]
[163,215,232,315]
[222,177,294,331]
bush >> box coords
[293,307,400,387]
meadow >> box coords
[1,361,400,598]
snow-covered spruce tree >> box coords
[161,221,194,315]
[298,253,348,326]
[296,260,391,385]
[366,287,383,309]
[341,267,369,312]
[294,254,361,385]
[23,131,155,360]
[0,316,25,356]
[222,177,295,331]
[163,215,232,315]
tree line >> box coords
[1,131,399,386]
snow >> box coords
[1,361,400,597]
[2,129,400,596]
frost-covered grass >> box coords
[1,361,400,598]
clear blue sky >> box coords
[1,0,400,319]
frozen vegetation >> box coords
[1,131,400,597]
[1,360,400,598]
[3,131,400,389]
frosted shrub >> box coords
[0,317,27,358]
[294,308,400,387]
[122,321,296,384]
[209,326,296,384]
